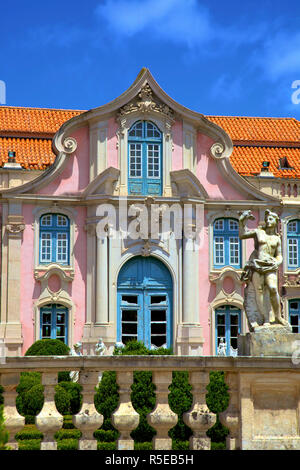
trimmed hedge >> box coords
[25,339,70,356]
[0,404,8,450]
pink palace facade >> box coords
[0,68,300,357]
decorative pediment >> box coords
[117,83,175,123]
[170,169,208,199]
[81,167,120,198]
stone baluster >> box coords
[0,373,25,450]
[73,371,103,450]
[112,371,139,450]
[219,372,240,450]
[35,372,63,450]
[147,371,178,450]
[183,371,216,450]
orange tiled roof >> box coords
[0,106,83,137]
[0,105,300,178]
[207,115,300,145]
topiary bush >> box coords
[206,371,229,443]
[17,340,82,420]
[0,405,8,450]
[25,339,70,357]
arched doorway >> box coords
[117,256,173,349]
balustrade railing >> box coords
[0,355,299,450]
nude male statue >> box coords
[239,209,288,328]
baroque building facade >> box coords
[0,68,299,357]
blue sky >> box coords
[1,0,300,118]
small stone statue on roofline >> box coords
[239,209,290,331]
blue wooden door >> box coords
[117,256,172,349]
[128,121,162,196]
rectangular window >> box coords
[229,220,238,231]
[40,233,52,262]
[288,222,298,233]
[229,237,240,265]
[288,239,298,267]
[147,144,160,178]
[214,220,224,230]
[129,143,142,177]
[121,309,138,343]
[56,233,68,263]
[214,237,224,265]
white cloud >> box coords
[96,0,214,47]
[258,32,300,81]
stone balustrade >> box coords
[1,355,300,450]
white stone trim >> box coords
[89,120,108,182]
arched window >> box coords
[289,299,300,333]
[39,214,70,265]
[287,220,300,268]
[215,305,241,356]
[213,218,241,268]
[40,304,68,344]
[128,120,162,196]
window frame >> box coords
[40,304,69,344]
[128,120,163,196]
[39,213,70,265]
[213,218,241,269]
[215,305,241,356]
[287,219,300,269]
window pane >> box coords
[41,233,52,262]
[57,233,68,263]
[288,239,298,267]
[121,295,138,305]
[147,144,160,178]
[150,295,166,305]
[229,237,240,265]
[146,122,161,138]
[42,325,51,338]
[122,323,137,335]
[129,143,142,177]
[57,215,68,226]
[229,219,238,231]
[288,221,298,233]
[214,237,224,264]
[129,121,143,138]
[41,214,52,226]
[214,219,224,230]
[122,310,137,322]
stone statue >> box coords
[217,338,227,356]
[69,342,82,382]
[95,337,107,356]
[239,209,290,331]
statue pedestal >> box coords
[238,325,300,357]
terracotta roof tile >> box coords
[0,106,83,136]
[0,137,54,170]
[206,115,300,145]
[0,106,300,179]
[230,146,300,179]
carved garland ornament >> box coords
[117,84,175,127]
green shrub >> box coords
[97,441,116,450]
[0,405,8,450]
[93,429,118,442]
[172,440,189,450]
[211,441,226,450]
[57,438,78,450]
[169,371,193,441]
[22,384,44,416]
[54,385,71,415]
[94,371,119,431]
[0,385,3,406]
[57,381,82,415]
[55,429,81,440]
[135,442,152,450]
[206,371,229,443]
[25,339,70,357]
[25,415,35,425]
[18,439,41,451]
[15,427,43,440]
